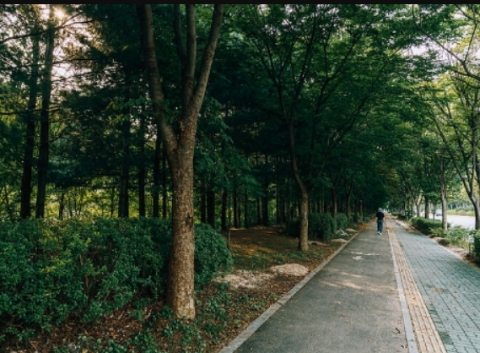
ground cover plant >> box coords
[1,223,357,353]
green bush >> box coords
[0,218,231,342]
[445,226,469,247]
[335,213,349,230]
[409,217,443,235]
[287,213,336,241]
[470,230,480,261]
[309,213,336,241]
[193,223,233,286]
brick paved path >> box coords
[391,220,480,353]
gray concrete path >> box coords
[392,220,480,353]
[230,222,408,353]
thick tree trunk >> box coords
[20,27,40,219]
[35,7,55,218]
[168,158,195,319]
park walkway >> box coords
[219,217,480,353]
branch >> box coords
[191,4,224,114]
[173,4,186,64]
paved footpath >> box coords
[222,221,408,353]
[392,220,480,353]
[220,218,480,353]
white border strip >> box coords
[388,227,419,353]
[218,232,361,353]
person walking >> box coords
[376,208,385,234]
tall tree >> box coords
[35,5,56,218]
[137,4,224,319]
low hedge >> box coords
[287,213,336,241]
[409,217,443,235]
[0,218,232,342]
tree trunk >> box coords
[221,188,228,231]
[331,188,337,221]
[137,3,223,319]
[152,136,161,217]
[257,198,261,225]
[424,196,430,219]
[233,186,239,228]
[299,192,309,251]
[244,189,248,228]
[440,185,448,230]
[138,114,146,217]
[118,115,131,218]
[168,157,195,319]
[58,190,65,220]
[262,153,269,225]
[474,201,480,230]
[20,26,40,219]
[162,144,168,218]
[200,181,206,223]
[207,189,215,228]
[35,6,55,218]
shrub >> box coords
[309,213,336,241]
[286,213,336,241]
[410,217,443,235]
[445,226,468,247]
[335,213,349,230]
[429,227,446,238]
[0,218,231,342]
[193,223,233,286]
[470,230,480,261]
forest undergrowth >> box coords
[4,224,361,353]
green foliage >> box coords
[409,217,443,235]
[287,213,336,241]
[194,223,233,287]
[0,218,231,342]
[309,213,336,241]
[336,213,349,230]
[473,231,480,261]
[445,227,468,245]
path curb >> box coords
[218,229,362,353]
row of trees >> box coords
[2,4,480,318]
